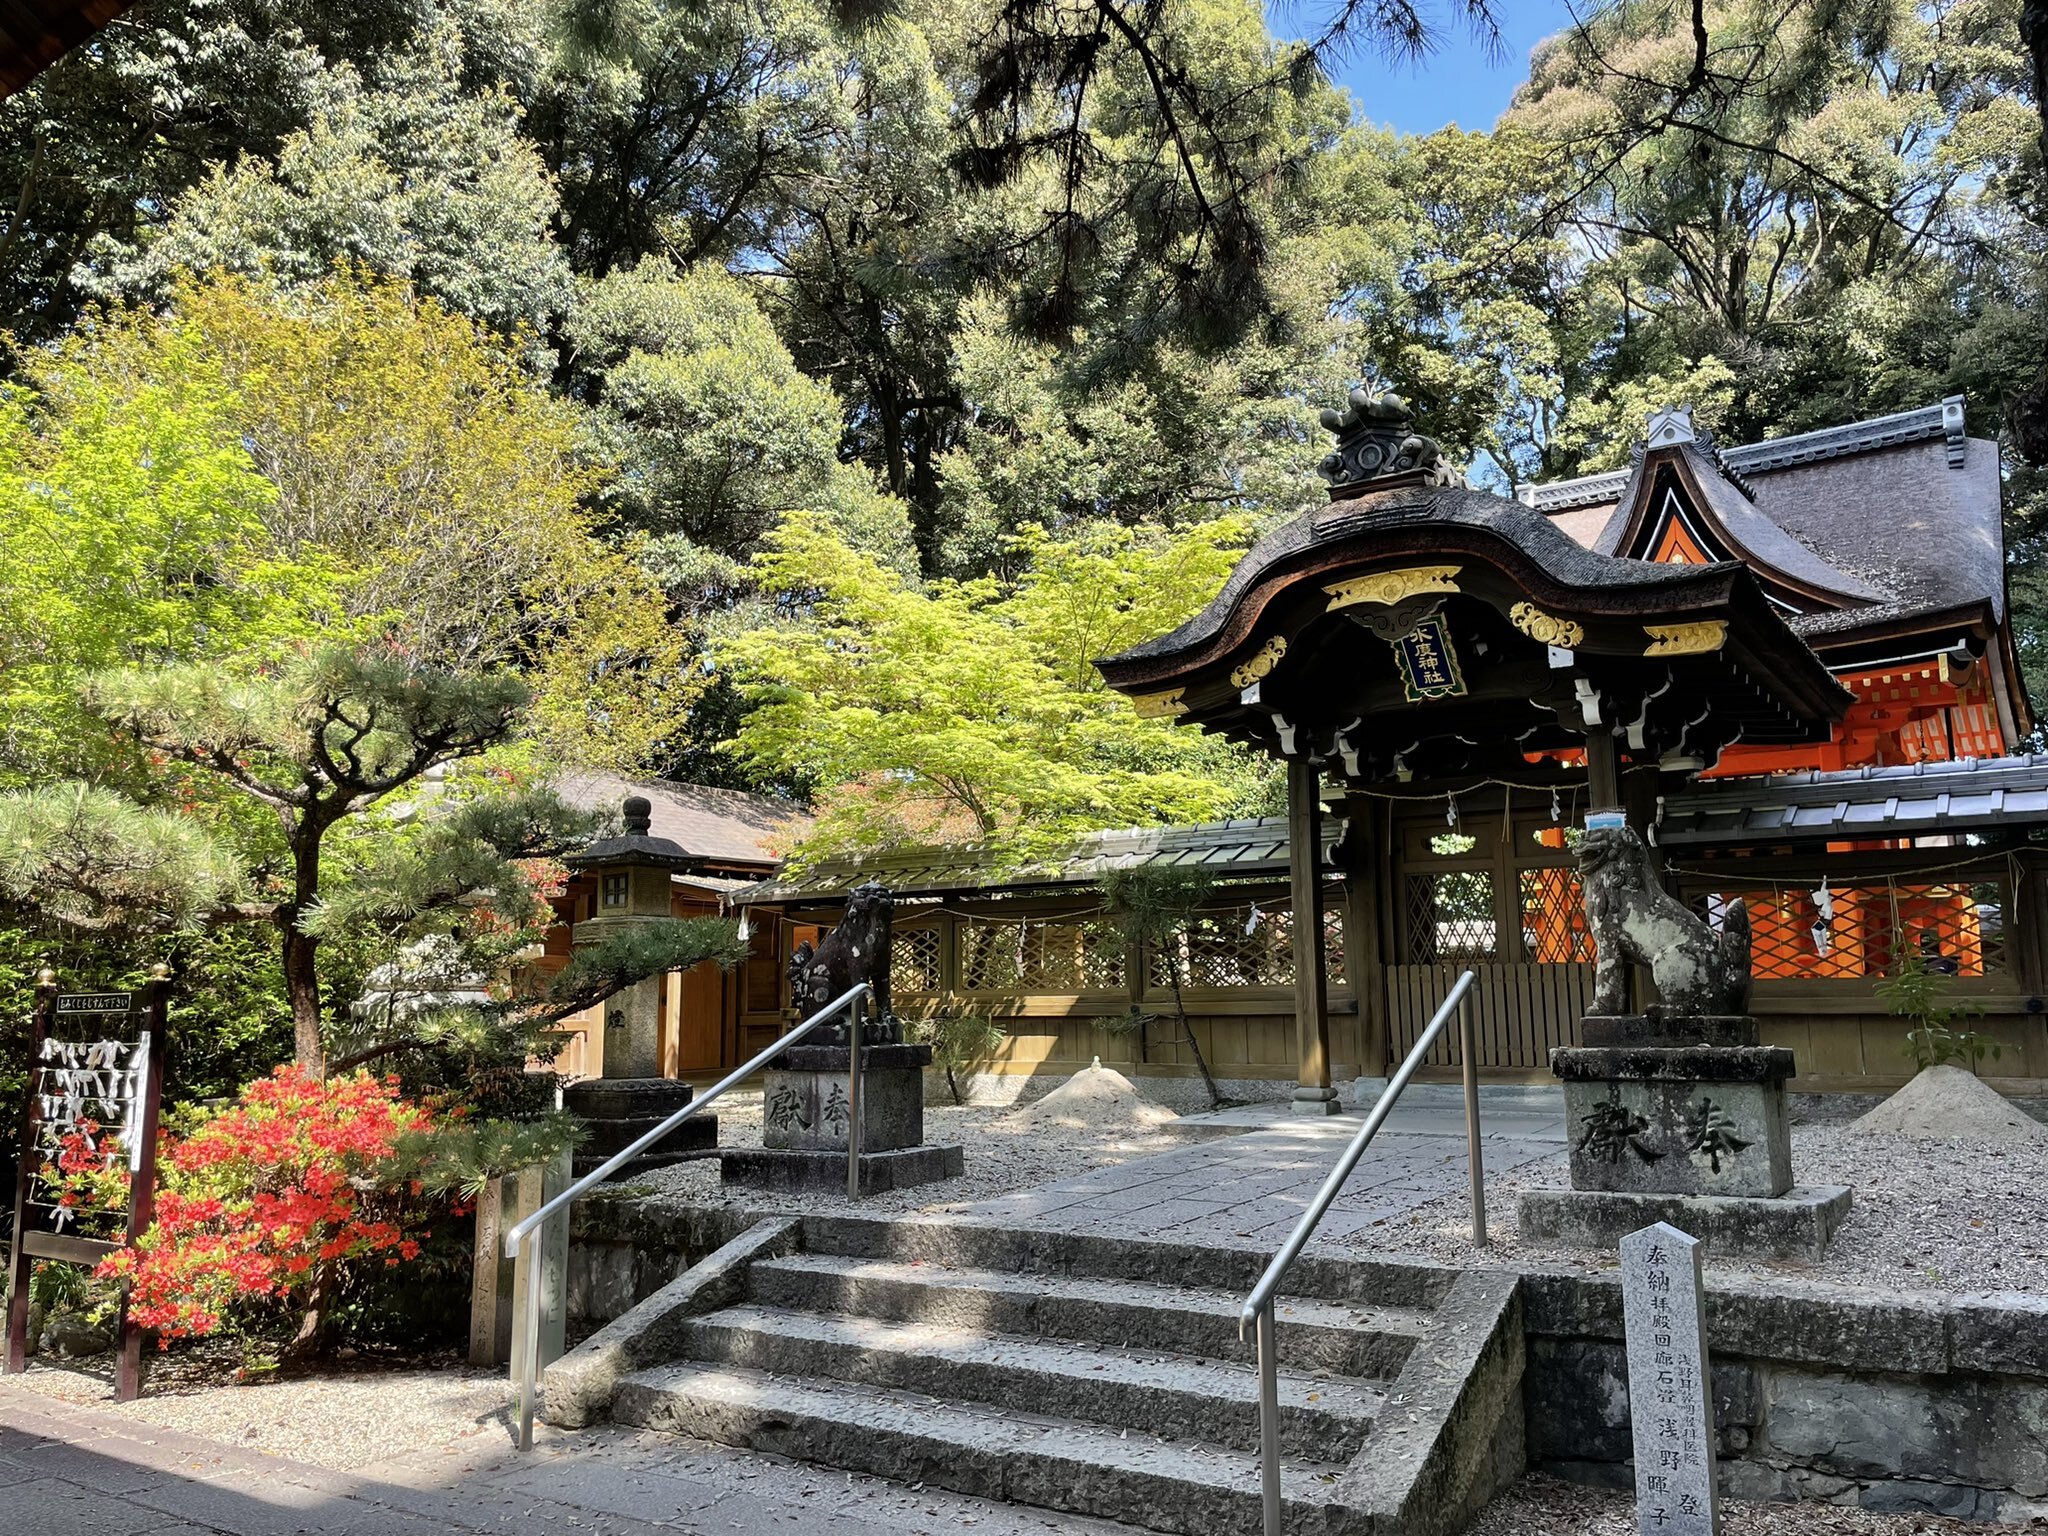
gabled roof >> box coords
[1521,396,1972,511]
[1593,428,1886,609]
[1522,397,2005,637]
[553,771,804,870]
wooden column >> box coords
[1340,795,1389,1082]
[1585,725,1622,810]
[1288,758,1339,1114]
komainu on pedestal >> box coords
[1520,825,1851,1260]
[723,881,963,1195]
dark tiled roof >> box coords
[1102,483,1731,668]
[732,816,1343,903]
[554,771,803,869]
[1524,398,2003,631]
[1594,441,1886,604]
[1744,438,2004,623]
[1660,754,2048,846]
[1,0,135,98]
[1523,396,1970,510]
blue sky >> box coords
[1273,1,1583,135]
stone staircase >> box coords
[552,1215,1526,1536]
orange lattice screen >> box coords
[1520,867,1595,962]
[1692,881,2002,979]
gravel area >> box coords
[1353,1121,2048,1295]
[627,1092,1206,1216]
[7,1355,516,1468]
[1467,1473,2024,1533]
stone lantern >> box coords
[560,795,714,1175]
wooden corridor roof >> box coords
[0,0,133,98]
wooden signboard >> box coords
[4,966,170,1400]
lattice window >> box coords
[1149,902,1344,989]
[891,926,942,994]
[1691,879,2006,980]
[1519,867,1594,963]
[1405,872,1497,964]
[960,918,1126,993]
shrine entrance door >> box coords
[1386,792,1595,1072]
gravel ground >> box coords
[1355,1120,2048,1294]
[7,1354,515,1468]
[628,1092,1204,1216]
[1467,1473,2030,1533]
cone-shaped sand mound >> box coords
[1849,1063,2048,1142]
[1004,1059,1181,1131]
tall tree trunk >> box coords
[281,825,325,1076]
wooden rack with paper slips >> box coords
[4,966,170,1400]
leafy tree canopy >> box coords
[720,514,1272,861]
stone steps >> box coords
[612,1361,1351,1536]
[677,1300,1383,1460]
[562,1217,1526,1536]
[747,1250,1429,1379]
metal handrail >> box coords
[1238,970,1484,1535]
[503,981,873,1451]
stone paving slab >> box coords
[958,1106,1563,1246]
[0,1382,1148,1535]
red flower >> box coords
[91,1068,445,1342]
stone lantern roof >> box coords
[564,795,699,871]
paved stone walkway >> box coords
[0,1380,1143,1535]
[959,1092,1566,1244]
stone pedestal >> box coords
[763,1043,928,1153]
[562,1078,716,1180]
[1521,1012,1848,1260]
[721,1042,961,1195]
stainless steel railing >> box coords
[1238,970,1485,1535]
[502,982,874,1451]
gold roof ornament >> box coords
[1229,636,1288,689]
[1324,565,1462,612]
[1128,688,1188,719]
[1509,601,1585,649]
[1644,621,1728,656]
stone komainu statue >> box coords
[1579,824,1751,1017]
[788,881,898,1044]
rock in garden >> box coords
[39,1313,112,1357]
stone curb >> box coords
[543,1214,800,1429]
[1517,1185,1850,1262]
[1334,1269,1526,1536]
[1519,1266,2048,1379]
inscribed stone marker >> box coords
[1621,1221,1718,1535]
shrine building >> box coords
[566,395,2048,1099]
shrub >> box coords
[1875,963,1998,1072]
[904,1012,1007,1104]
[61,1067,439,1349]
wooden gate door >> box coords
[1385,796,1595,1071]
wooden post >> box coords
[1624,767,1665,886]
[1288,758,1338,1115]
[1585,726,1622,811]
[1340,796,1388,1083]
[4,971,57,1377]
[113,967,170,1402]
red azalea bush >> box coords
[80,1066,436,1342]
